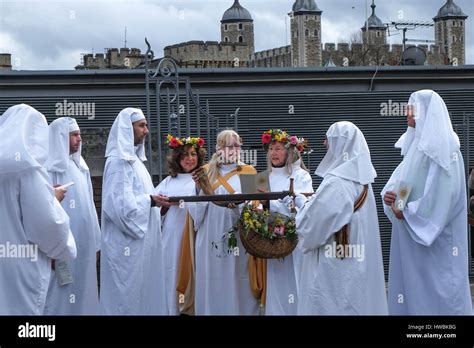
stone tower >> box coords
[221,0,254,55]
[433,0,468,65]
[290,0,322,67]
[361,0,387,46]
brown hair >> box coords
[167,144,207,177]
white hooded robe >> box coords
[44,117,101,315]
[296,122,388,315]
[382,90,472,315]
[100,108,167,315]
[0,104,76,315]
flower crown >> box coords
[261,129,308,153]
[166,134,205,149]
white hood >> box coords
[45,117,88,173]
[105,108,146,162]
[395,89,460,173]
[315,121,377,185]
[0,104,49,175]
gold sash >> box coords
[176,164,268,314]
[335,184,369,259]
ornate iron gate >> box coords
[144,39,240,181]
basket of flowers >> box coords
[227,203,298,259]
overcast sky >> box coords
[0,0,472,70]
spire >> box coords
[361,0,385,30]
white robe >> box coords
[265,163,313,315]
[192,163,259,315]
[44,157,101,315]
[100,155,167,315]
[0,104,76,315]
[155,173,196,315]
[382,150,472,315]
[296,175,388,315]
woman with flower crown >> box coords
[154,134,206,315]
[261,129,314,315]
[189,129,263,315]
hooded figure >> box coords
[0,104,76,315]
[295,121,388,315]
[100,108,167,315]
[382,90,472,315]
[44,117,101,315]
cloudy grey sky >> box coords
[0,0,472,70]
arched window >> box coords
[224,24,228,31]
[224,37,229,42]
[238,36,243,43]
[305,29,309,37]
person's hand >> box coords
[191,167,205,189]
[53,184,67,202]
[294,193,307,209]
[151,194,171,208]
[278,195,293,207]
[227,203,238,209]
[384,191,397,206]
[391,203,405,220]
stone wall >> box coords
[164,41,252,68]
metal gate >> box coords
[144,39,240,181]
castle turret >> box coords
[433,0,468,65]
[361,0,387,46]
[290,0,322,67]
[221,0,254,55]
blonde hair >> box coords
[207,129,242,183]
[266,142,308,176]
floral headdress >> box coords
[166,134,205,149]
[261,129,308,153]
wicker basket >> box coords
[238,220,298,259]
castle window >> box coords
[224,24,228,31]
[452,35,456,43]
[460,22,463,26]
[453,20,456,26]
[314,29,318,36]
[239,23,243,30]
[224,37,229,42]
[377,31,381,37]
[305,29,309,37]
[238,36,243,43]
[460,35,463,42]
[305,16,308,20]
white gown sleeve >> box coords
[295,170,314,194]
[402,160,462,247]
[296,176,353,253]
[102,159,151,240]
[21,169,77,261]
